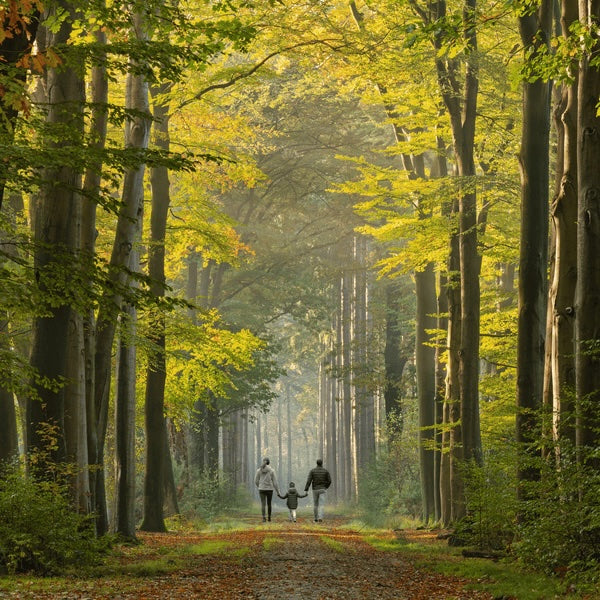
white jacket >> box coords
[255,465,279,493]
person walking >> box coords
[255,457,280,522]
[278,482,307,522]
[304,458,331,523]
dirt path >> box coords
[1,516,496,600]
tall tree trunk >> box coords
[27,4,84,476]
[342,267,354,501]
[255,413,262,466]
[82,23,108,522]
[205,403,219,473]
[140,77,173,532]
[114,308,137,539]
[0,4,40,209]
[0,377,17,463]
[318,358,326,462]
[163,422,180,516]
[93,16,150,531]
[145,81,180,523]
[326,335,338,504]
[415,262,437,523]
[287,386,292,485]
[549,31,578,449]
[64,309,90,513]
[429,0,481,520]
[335,276,346,498]
[383,280,407,442]
[516,0,552,496]
[446,215,463,523]
[575,0,600,465]
[0,195,22,463]
[434,0,481,468]
[277,397,283,478]
[435,276,449,521]
[354,235,375,475]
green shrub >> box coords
[179,469,250,520]
[357,451,420,527]
[0,468,103,574]
[459,451,518,551]
[513,448,600,583]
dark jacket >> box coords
[280,487,307,509]
[304,465,331,491]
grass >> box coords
[320,535,347,553]
[122,558,182,577]
[363,532,594,600]
[262,535,284,551]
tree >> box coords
[0,1,40,209]
[575,0,600,466]
[27,0,85,478]
[515,0,552,495]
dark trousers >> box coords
[259,490,273,519]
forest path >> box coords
[1,515,497,600]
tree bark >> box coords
[516,0,552,495]
[93,45,149,532]
[549,31,578,448]
[64,309,90,513]
[115,308,137,539]
[0,195,22,463]
[82,23,108,521]
[383,280,407,442]
[446,213,463,523]
[27,3,84,477]
[415,262,437,523]
[287,385,292,485]
[0,4,40,209]
[575,0,600,465]
[342,267,354,500]
[431,0,482,470]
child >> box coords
[278,482,307,522]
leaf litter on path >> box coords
[0,516,496,600]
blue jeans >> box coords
[312,488,326,520]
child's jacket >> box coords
[280,487,307,509]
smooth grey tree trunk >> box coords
[0,6,39,209]
[342,268,354,500]
[82,24,108,522]
[27,3,84,476]
[445,214,463,524]
[115,307,137,539]
[277,397,283,479]
[549,25,578,448]
[430,0,482,476]
[575,0,600,465]
[64,309,90,513]
[287,386,292,484]
[93,36,150,532]
[0,195,22,463]
[516,0,552,496]
[142,82,180,527]
[415,262,437,523]
[383,281,407,443]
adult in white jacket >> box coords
[255,457,280,522]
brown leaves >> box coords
[1,518,496,599]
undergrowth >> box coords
[0,466,106,575]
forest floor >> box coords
[0,512,594,599]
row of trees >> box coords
[0,0,289,538]
[0,0,599,579]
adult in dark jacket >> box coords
[278,482,307,522]
[304,459,331,522]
